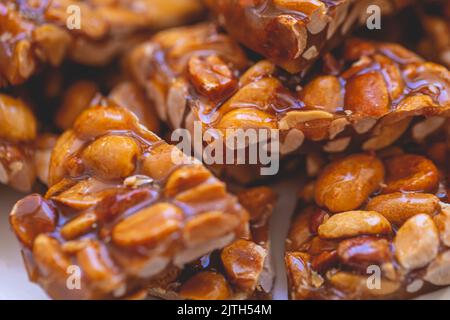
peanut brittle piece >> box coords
[9,104,249,299]
[129,23,450,166]
[286,145,450,299]
[417,0,450,68]
[0,0,204,87]
[205,0,412,74]
[148,187,277,300]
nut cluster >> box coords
[205,0,412,73]
[9,104,249,299]
[286,149,450,299]
[3,0,450,302]
[417,0,450,68]
[129,23,450,162]
[0,94,37,192]
[148,187,277,300]
[0,0,204,87]
[53,79,161,134]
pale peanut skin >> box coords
[318,210,392,239]
[394,214,439,270]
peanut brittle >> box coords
[0,0,204,87]
[9,104,249,299]
[205,0,412,74]
[148,187,277,300]
[286,144,450,299]
[53,79,160,133]
[0,93,37,192]
[129,23,450,164]
[417,0,450,68]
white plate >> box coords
[1,182,449,300]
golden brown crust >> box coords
[147,187,277,300]
[0,0,204,87]
[286,144,450,299]
[9,104,250,299]
[128,23,450,160]
[205,0,412,73]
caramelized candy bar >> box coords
[0,0,204,87]
[9,104,249,299]
[148,187,277,300]
[418,0,450,68]
[0,93,37,192]
[205,0,412,73]
[286,148,450,299]
[129,23,450,159]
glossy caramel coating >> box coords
[0,0,204,87]
[205,0,412,73]
[286,149,450,300]
[9,104,249,299]
[129,23,450,160]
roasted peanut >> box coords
[112,203,183,247]
[434,206,450,247]
[311,250,338,273]
[308,236,338,255]
[60,212,97,240]
[73,106,140,139]
[337,236,392,269]
[82,135,139,180]
[50,179,109,210]
[76,241,124,294]
[33,235,71,278]
[285,252,313,300]
[308,207,329,235]
[109,81,161,134]
[0,94,37,142]
[384,154,439,193]
[221,239,267,291]
[394,214,439,270]
[9,195,57,248]
[366,193,440,226]
[315,154,385,212]
[164,165,211,198]
[142,144,189,180]
[183,211,239,246]
[424,250,450,286]
[179,272,231,300]
[175,181,227,203]
[55,81,99,130]
[318,211,392,239]
[344,71,390,117]
[188,55,237,100]
[301,76,343,112]
[217,108,277,131]
[362,118,411,151]
[328,271,400,297]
